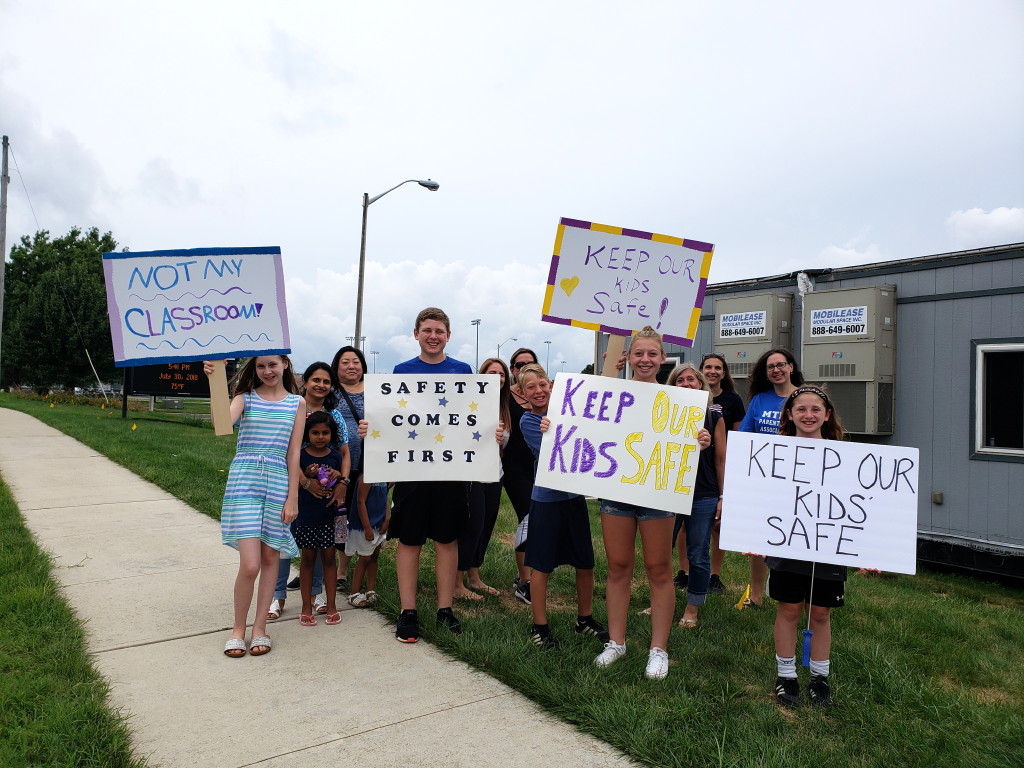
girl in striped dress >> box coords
[206,355,306,658]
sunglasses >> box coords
[511,360,536,369]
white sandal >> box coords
[364,590,378,605]
[267,599,283,620]
[347,592,367,608]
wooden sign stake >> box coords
[208,361,234,436]
[601,334,627,378]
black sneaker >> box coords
[286,576,301,591]
[707,574,724,594]
[574,615,610,643]
[529,624,559,649]
[396,609,419,643]
[436,607,462,635]
[673,571,688,590]
[808,675,834,707]
[774,676,801,708]
[335,578,349,593]
[514,577,532,605]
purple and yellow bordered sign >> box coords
[541,218,714,347]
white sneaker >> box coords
[313,592,327,614]
[645,647,669,680]
[595,641,627,668]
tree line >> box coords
[1,227,119,392]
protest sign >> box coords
[719,432,919,574]
[535,373,709,513]
[363,374,500,483]
[541,218,714,347]
[102,246,290,366]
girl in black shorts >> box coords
[768,385,846,708]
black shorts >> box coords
[387,481,469,546]
[524,496,595,574]
[501,468,535,523]
[767,568,845,608]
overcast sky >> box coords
[3,1,1023,375]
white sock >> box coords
[776,655,797,678]
[810,659,830,677]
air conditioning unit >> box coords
[802,286,896,435]
[714,292,794,402]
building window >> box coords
[973,341,1024,458]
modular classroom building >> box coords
[619,242,1024,580]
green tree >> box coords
[581,363,594,374]
[2,228,120,391]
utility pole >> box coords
[0,136,9,385]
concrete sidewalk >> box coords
[0,409,637,768]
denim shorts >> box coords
[600,498,675,522]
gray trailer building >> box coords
[611,242,1024,579]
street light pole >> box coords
[544,340,551,371]
[497,337,517,360]
[471,319,481,369]
[370,350,379,373]
[354,178,439,350]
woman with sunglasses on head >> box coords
[736,348,804,608]
[505,347,541,603]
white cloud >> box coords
[945,207,1024,249]
[816,242,885,264]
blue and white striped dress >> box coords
[221,391,301,556]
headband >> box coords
[790,386,830,403]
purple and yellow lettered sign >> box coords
[102,246,291,366]
[541,218,714,347]
[535,373,709,513]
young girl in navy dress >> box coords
[205,355,305,658]
[295,411,344,627]
[346,477,391,608]
[769,385,846,708]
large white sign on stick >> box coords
[362,374,500,483]
[541,218,714,347]
[720,432,919,574]
[535,373,710,513]
[103,246,290,366]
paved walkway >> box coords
[0,409,637,768]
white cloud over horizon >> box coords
[945,207,1024,250]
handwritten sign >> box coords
[541,218,714,347]
[363,374,500,482]
[102,247,290,366]
[535,374,709,513]
[719,432,919,574]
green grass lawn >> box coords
[0,475,145,768]
[2,394,1022,768]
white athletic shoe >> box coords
[595,641,627,668]
[645,647,669,680]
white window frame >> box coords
[973,341,1024,458]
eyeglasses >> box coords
[766,362,791,371]
[511,360,536,369]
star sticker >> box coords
[468,401,479,412]
[407,430,418,439]
[472,431,482,441]
[434,433,445,443]
[397,398,409,408]
[438,396,449,407]
[371,430,381,439]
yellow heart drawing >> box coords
[560,276,580,297]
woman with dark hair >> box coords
[699,352,747,594]
[735,347,804,608]
[331,345,370,593]
[505,347,541,603]
[454,357,513,599]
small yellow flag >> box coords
[131,423,137,431]
[735,583,751,611]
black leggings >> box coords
[458,481,502,571]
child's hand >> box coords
[357,419,369,439]
[364,527,374,542]
[494,423,505,445]
[379,517,389,536]
[282,500,298,525]
[305,464,320,478]
[540,416,551,433]
[202,360,224,377]
[697,427,711,450]
[325,468,342,482]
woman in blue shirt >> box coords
[736,347,804,608]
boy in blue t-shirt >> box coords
[361,307,472,643]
